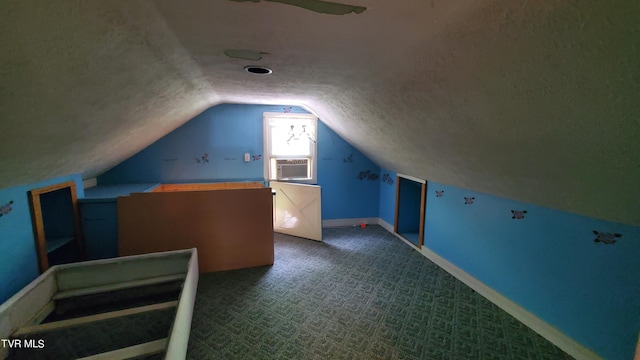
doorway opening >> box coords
[394,174,426,248]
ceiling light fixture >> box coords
[244,66,272,75]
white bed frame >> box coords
[0,248,199,360]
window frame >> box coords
[263,112,318,184]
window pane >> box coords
[271,125,311,156]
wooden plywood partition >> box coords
[151,182,264,192]
[118,187,274,273]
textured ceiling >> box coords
[1,0,638,225]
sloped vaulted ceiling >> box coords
[0,0,638,225]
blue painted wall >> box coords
[98,104,271,184]
[380,176,640,359]
[0,174,83,303]
[378,169,397,225]
[316,121,379,220]
[99,103,380,220]
[424,182,640,359]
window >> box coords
[263,112,318,183]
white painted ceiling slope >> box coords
[0,0,638,225]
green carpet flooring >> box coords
[187,225,574,359]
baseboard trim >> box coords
[377,218,394,233]
[323,217,379,228]
[374,217,600,360]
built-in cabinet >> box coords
[79,182,274,272]
[28,181,84,272]
[394,174,426,248]
[79,183,159,260]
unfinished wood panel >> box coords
[152,182,264,192]
[118,187,274,273]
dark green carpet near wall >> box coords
[187,226,574,360]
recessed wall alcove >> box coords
[394,174,426,248]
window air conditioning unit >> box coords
[275,158,310,180]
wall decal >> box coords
[464,197,475,205]
[223,157,237,161]
[0,200,14,217]
[343,154,353,163]
[511,210,527,219]
[593,230,621,245]
[283,107,292,113]
[195,153,209,164]
[252,154,262,161]
[381,173,394,185]
[162,158,177,162]
[357,170,379,181]
[435,190,444,197]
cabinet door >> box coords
[271,181,322,241]
[79,201,118,260]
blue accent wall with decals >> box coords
[0,174,84,303]
[378,169,397,226]
[380,178,639,359]
[98,103,380,220]
[98,104,271,184]
[317,121,380,220]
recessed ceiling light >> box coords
[244,66,272,75]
